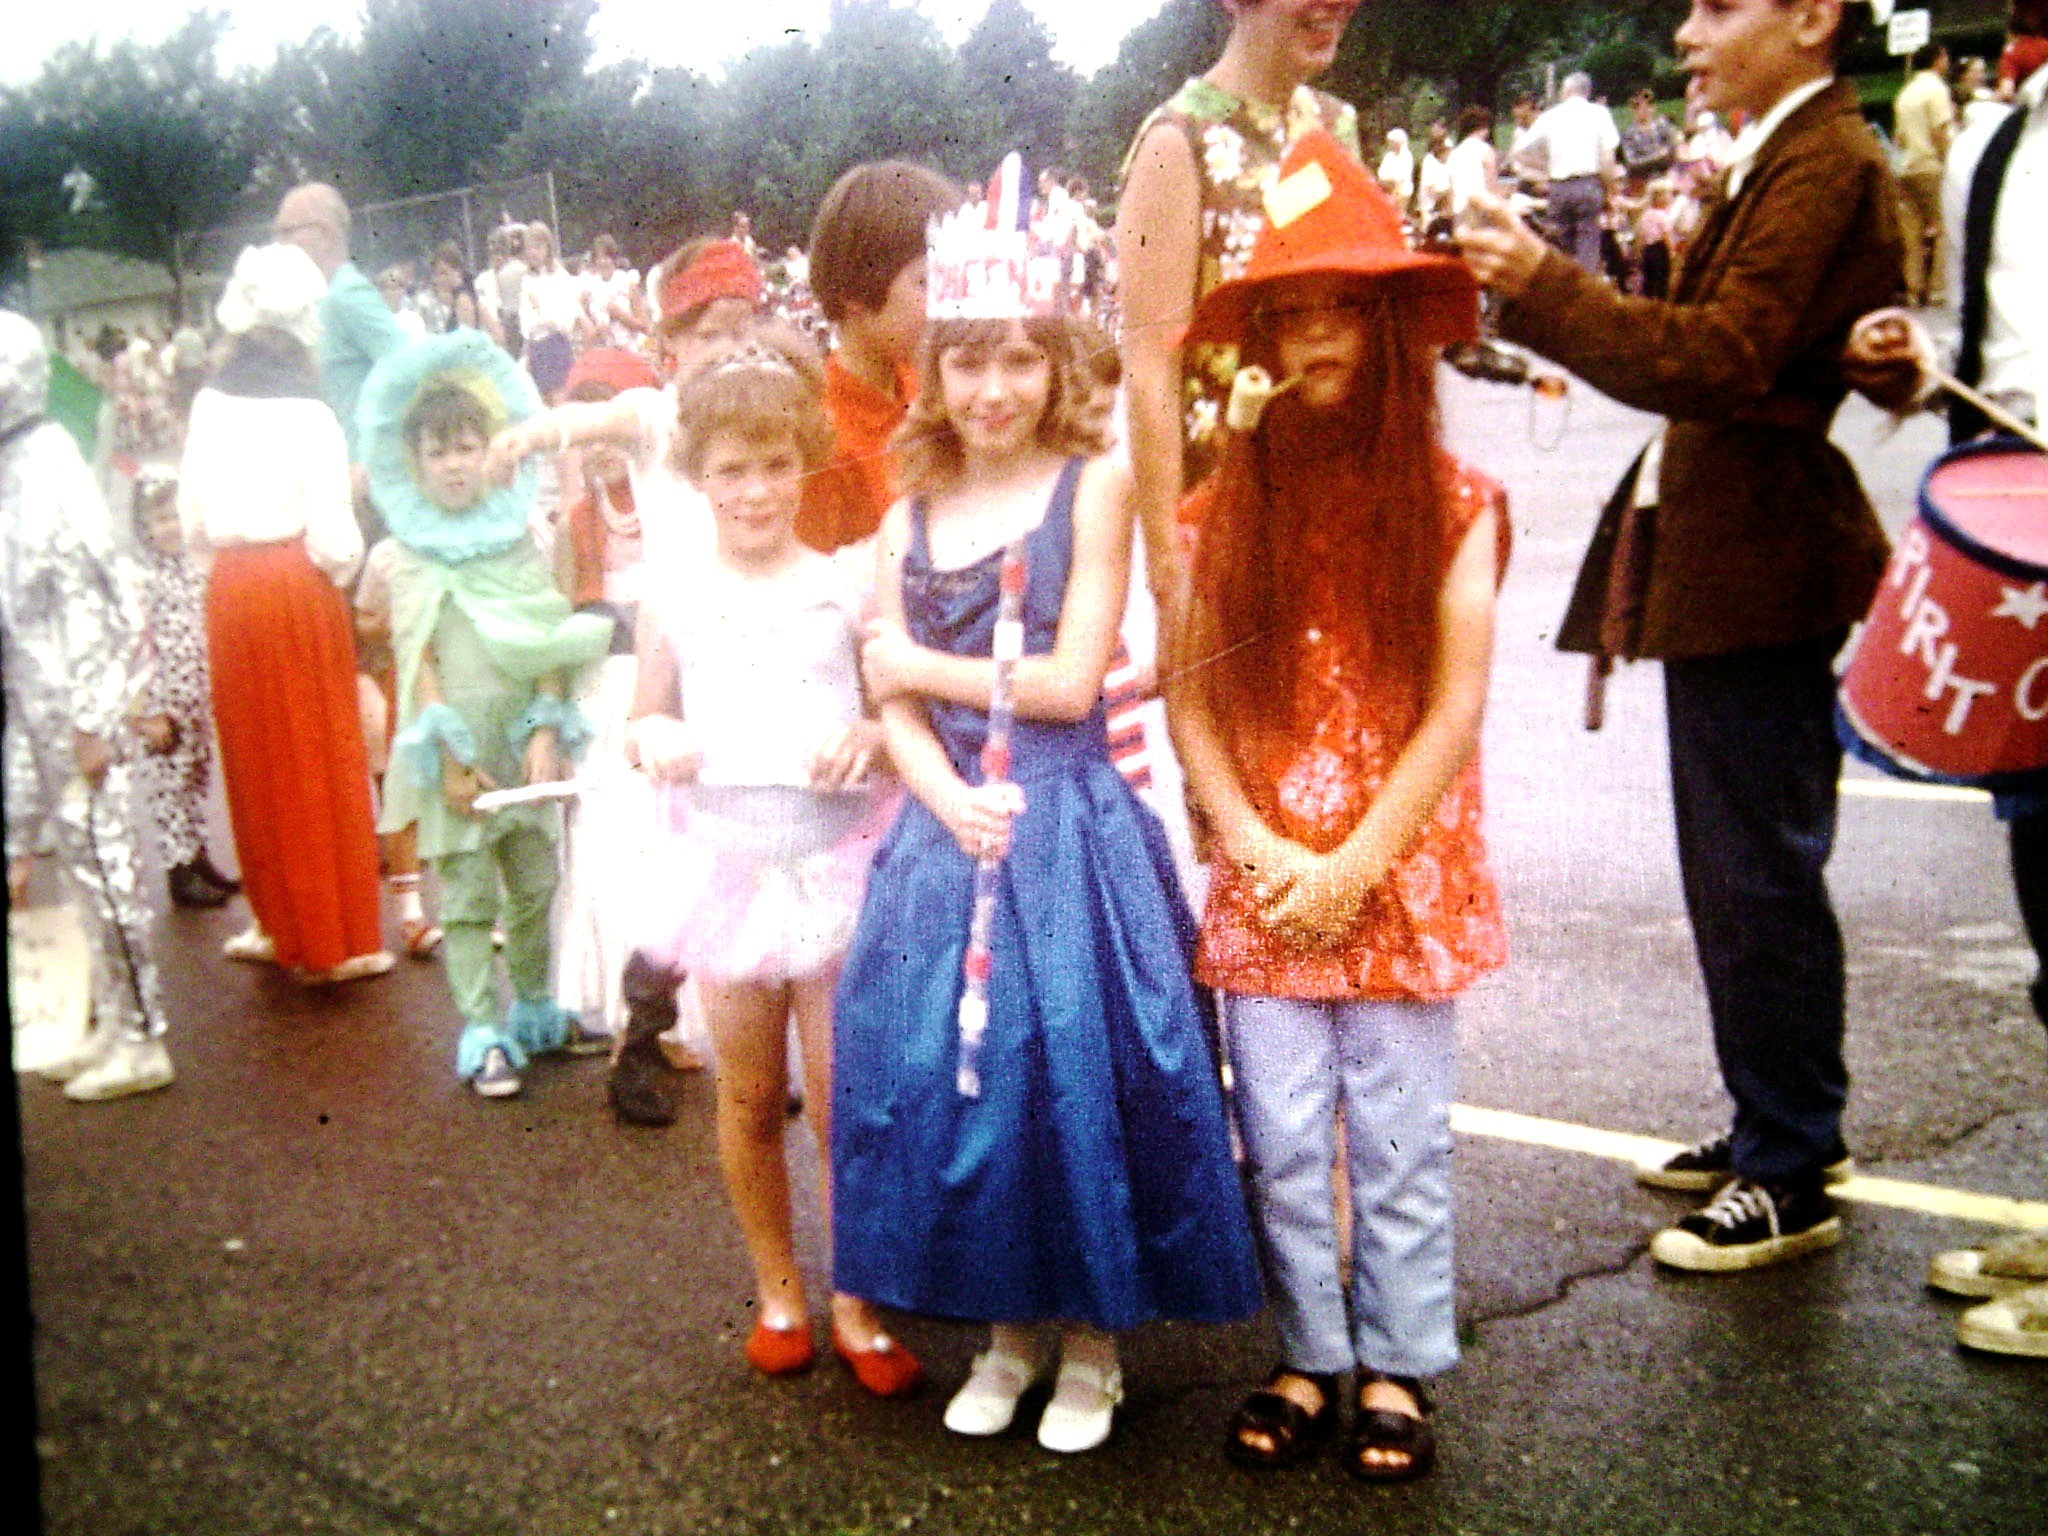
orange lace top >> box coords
[1193,461,1510,1001]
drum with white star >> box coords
[1839,439,2048,788]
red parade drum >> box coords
[1838,438,2048,789]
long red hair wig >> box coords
[1187,294,1453,763]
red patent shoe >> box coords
[744,1316,815,1377]
[831,1320,923,1399]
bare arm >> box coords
[867,501,1024,858]
[484,393,656,485]
[1114,119,1202,627]
[861,459,1133,724]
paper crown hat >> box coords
[925,152,1077,321]
[1184,130,1478,352]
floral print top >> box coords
[1191,460,1511,1002]
[1122,77,1361,490]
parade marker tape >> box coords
[1450,1105,2048,1230]
[1839,777,1989,804]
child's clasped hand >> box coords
[629,716,703,785]
[809,719,883,792]
[442,758,496,816]
[939,780,1026,862]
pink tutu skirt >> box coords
[635,782,895,984]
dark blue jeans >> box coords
[2006,809,2048,1028]
[1664,633,1849,1188]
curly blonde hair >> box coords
[670,322,834,482]
[893,316,1108,498]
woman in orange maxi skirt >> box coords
[177,244,389,982]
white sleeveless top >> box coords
[664,549,870,789]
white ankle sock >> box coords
[388,875,425,923]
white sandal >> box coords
[1036,1359,1122,1454]
[943,1347,1042,1437]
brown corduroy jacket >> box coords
[1499,79,1903,661]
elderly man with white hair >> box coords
[271,181,406,472]
[1516,72,1621,272]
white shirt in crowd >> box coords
[1417,149,1453,219]
[582,266,641,349]
[1446,134,1497,217]
[1942,63,2046,419]
[177,389,363,585]
[1521,94,1619,181]
[519,263,585,343]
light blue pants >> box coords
[1224,993,1458,1379]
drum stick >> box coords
[1928,367,2048,455]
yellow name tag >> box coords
[1263,160,1333,229]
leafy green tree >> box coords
[495,61,718,263]
[245,27,375,202]
[959,0,1081,175]
[14,12,257,316]
[1335,0,1679,113]
[0,92,77,293]
[1068,0,1228,194]
[334,0,599,201]
[697,1,974,250]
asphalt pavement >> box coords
[15,369,2048,1535]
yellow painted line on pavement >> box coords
[1450,1104,2048,1230]
[1839,777,1990,804]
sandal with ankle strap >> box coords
[1345,1372,1436,1483]
[1225,1368,1340,1469]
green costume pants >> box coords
[434,821,557,1028]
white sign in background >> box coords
[1889,8,1932,57]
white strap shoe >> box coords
[943,1347,1042,1437]
[1036,1359,1122,1454]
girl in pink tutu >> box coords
[622,330,920,1398]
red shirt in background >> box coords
[797,353,917,553]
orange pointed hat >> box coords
[1184,129,1478,351]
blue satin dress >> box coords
[832,459,1261,1330]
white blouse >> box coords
[177,388,362,586]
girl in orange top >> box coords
[1166,131,1507,1484]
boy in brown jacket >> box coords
[1460,0,1902,1272]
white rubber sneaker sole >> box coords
[1956,1285,2048,1357]
[1637,1150,1855,1194]
[297,951,396,985]
[15,1017,93,1076]
[1928,1236,2048,1299]
[1650,1215,1842,1273]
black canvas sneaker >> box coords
[1636,1134,1854,1193]
[1650,1179,1843,1272]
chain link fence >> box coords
[193,171,561,284]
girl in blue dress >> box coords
[834,306,1260,1455]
